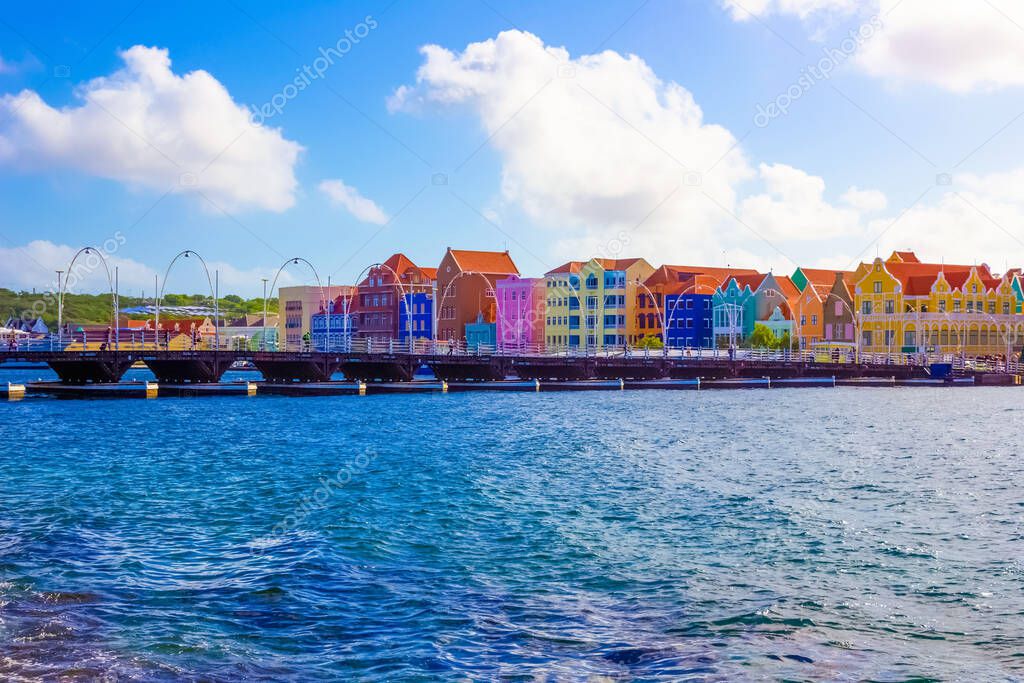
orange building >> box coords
[436,248,519,342]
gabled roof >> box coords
[762,274,799,299]
[545,261,585,276]
[447,249,519,275]
[419,267,438,281]
[889,250,921,263]
[723,273,767,292]
[797,267,856,289]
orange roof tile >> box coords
[449,249,519,275]
[798,268,856,288]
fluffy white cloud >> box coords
[721,0,859,21]
[738,163,878,240]
[318,179,389,225]
[857,0,1024,92]
[389,29,753,264]
[0,46,302,212]
[841,186,887,213]
[723,0,1024,92]
[870,169,1024,270]
[0,239,156,296]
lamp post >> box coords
[55,270,64,347]
[156,250,216,351]
[261,277,269,351]
[59,247,115,349]
[631,278,663,356]
[268,257,325,353]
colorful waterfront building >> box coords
[398,292,434,342]
[853,251,1024,356]
[356,254,436,343]
[712,273,765,346]
[639,265,755,348]
[791,268,858,348]
[436,248,519,343]
[543,261,584,349]
[752,274,800,342]
[574,257,655,349]
[310,296,359,351]
[496,274,545,350]
[278,285,356,349]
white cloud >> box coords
[389,29,753,264]
[723,0,1024,92]
[721,0,860,21]
[318,179,389,225]
[737,163,877,240]
[0,239,157,296]
[857,0,1024,92]
[0,45,302,212]
[841,186,887,213]
[868,169,1024,271]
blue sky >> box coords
[3,0,1024,296]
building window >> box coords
[862,301,872,315]
[873,282,882,294]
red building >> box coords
[436,248,519,342]
[356,253,437,342]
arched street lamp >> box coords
[156,250,217,350]
[268,258,324,352]
[60,247,116,349]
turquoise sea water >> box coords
[1,373,1023,680]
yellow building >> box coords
[578,257,655,349]
[543,261,584,350]
[542,258,655,350]
[853,252,1023,357]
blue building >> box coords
[663,292,715,348]
[465,313,496,349]
[398,292,433,342]
[310,296,357,351]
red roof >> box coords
[890,250,921,263]
[771,275,800,299]
[725,273,767,291]
[448,249,519,275]
[798,268,856,288]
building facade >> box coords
[355,254,436,343]
[278,285,355,349]
[398,292,433,342]
[543,262,584,349]
[712,274,764,346]
[571,258,655,349]
[854,254,1024,356]
[310,296,358,351]
[496,274,545,350]
[436,248,519,343]
[639,266,755,348]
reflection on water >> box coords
[1,385,1022,680]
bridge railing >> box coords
[3,333,1022,373]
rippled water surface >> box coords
[1,379,1023,681]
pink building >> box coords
[496,275,545,350]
